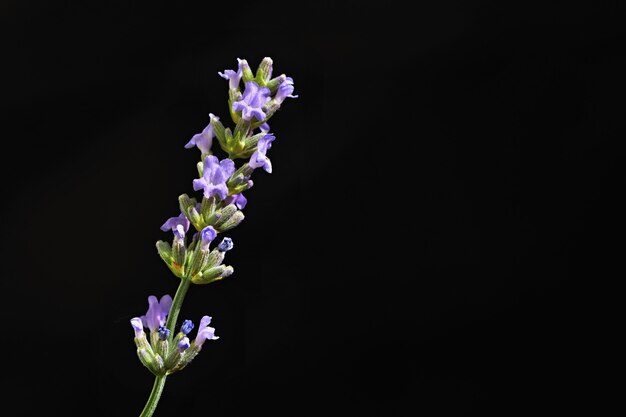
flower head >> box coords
[232,81,271,122]
[160,212,190,239]
[140,294,173,333]
[218,58,244,90]
[184,114,218,154]
[193,155,235,200]
[249,134,275,173]
[275,77,298,104]
[195,315,219,347]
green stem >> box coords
[165,277,192,338]
[139,375,167,417]
[138,278,192,417]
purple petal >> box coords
[161,212,190,233]
[178,337,190,352]
[200,226,217,244]
[199,315,212,328]
[193,178,207,191]
[130,317,144,335]
[234,193,247,209]
[220,159,235,178]
[195,315,219,347]
[258,134,275,153]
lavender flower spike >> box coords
[184,114,219,154]
[161,212,190,239]
[195,315,219,347]
[249,134,276,173]
[193,155,235,200]
[275,77,298,104]
[140,294,173,333]
[218,58,244,90]
[232,81,271,122]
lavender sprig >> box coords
[129,57,296,417]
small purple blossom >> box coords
[158,326,170,341]
[224,193,247,209]
[249,134,275,173]
[259,123,270,133]
[195,315,219,347]
[140,294,173,333]
[217,237,233,252]
[178,337,190,352]
[199,226,217,250]
[130,317,144,336]
[275,77,298,104]
[184,114,218,154]
[232,81,271,122]
[161,212,190,239]
[218,58,244,90]
[193,155,235,200]
[181,320,194,335]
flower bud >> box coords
[191,265,234,284]
[136,347,160,375]
[239,59,254,82]
[266,74,287,94]
[255,57,274,85]
[200,196,217,222]
[156,241,174,265]
[216,211,244,232]
[205,248,225,269]
[178,194,197,218]
[188,206,203,230]
[210,114,226,146]
[213,204,238,228]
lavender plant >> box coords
[130,57,296,417]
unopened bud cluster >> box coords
[131,296,218,376]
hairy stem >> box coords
[139,375,167,417]
[165,277,192,338]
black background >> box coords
[1,1,623,416]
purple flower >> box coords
[130,317,144,336]
[195,315,219,347]
[217,237,234,252]
[160,212,190,239]
[184,114,218,154]
[158,326,170,341]
[181,320,194,335]
[232,81,271,122]
[259,123,270,133]
[192,155,235,200]
[249,134,275,173]
[218,58,244,90]
[275,77,298,104]
[199,226,217,250]
[224,193,247,209]
[140,294,173,333]
[178,337,190,352]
